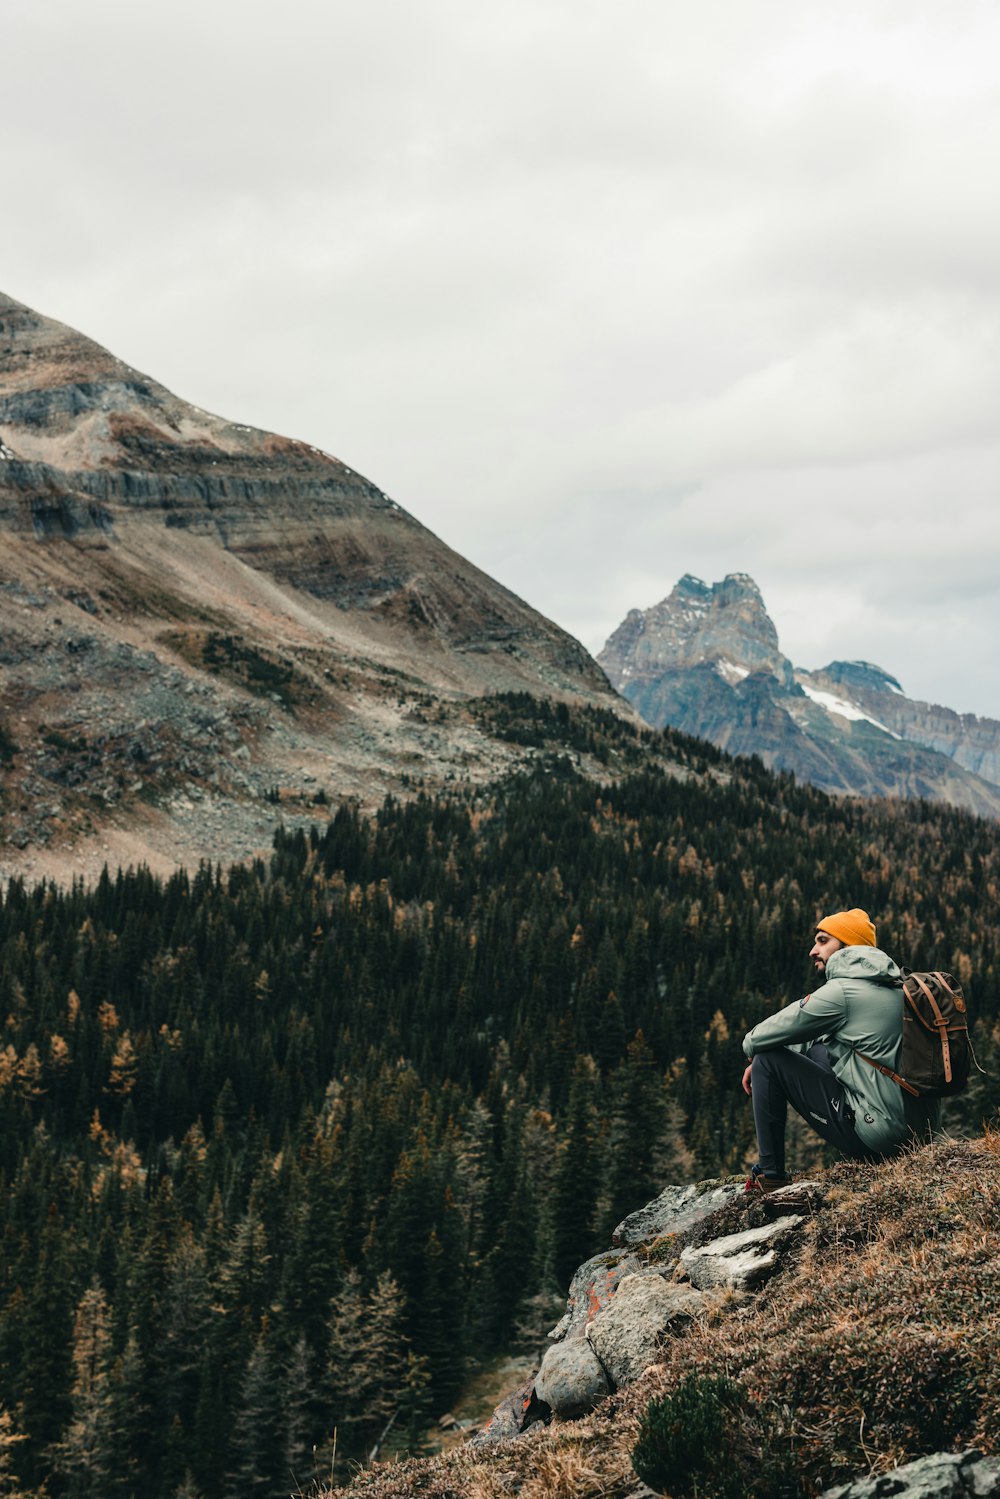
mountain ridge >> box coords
[0,290,631,882]
[598,573,1000,817]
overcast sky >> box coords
[5,0,1000,715]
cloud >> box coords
[3,0,999,714]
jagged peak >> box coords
[674,572,710,596]
[721,570,762,593]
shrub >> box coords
[632,1374,747,1498]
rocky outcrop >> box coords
[0,290,632,880]
[599,574,1000,818]
[808,661,1000,789]
[679,1212,805,1291]
[476,1175,818,1440]
[612,1179,742,1247]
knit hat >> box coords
[816,908,876,948]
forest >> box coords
[1,697,998,1497]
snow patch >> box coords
[799,684,901,738]
[715,659,749,686]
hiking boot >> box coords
[744,1164,793,1195]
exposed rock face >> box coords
[612,1179,743,1248]
[0,291,628,879]
[812,661,1000,788]
[680,1214,804,1291]
[599,574,1000,817]
[599,573,793,693]
[585,1274,702,1388]
[820,1449,1000,1499]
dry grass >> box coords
[323,1132,1000,1499]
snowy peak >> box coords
[600,572,1000,818]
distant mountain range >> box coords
[0,291,629,881]
[599,572,1000,817]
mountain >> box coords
[598,572,1000,817]
[0,291,627,881]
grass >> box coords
[319,1130,1000,1498]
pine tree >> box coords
[56,1282,113,1499]
[551,1055,602,1285]
[225,1325,279,1499]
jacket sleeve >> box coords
[743,981,847,1057]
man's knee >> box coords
[751,1049,785,1079]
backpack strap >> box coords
[854,1050,921,1097]
[908,972,953,1085]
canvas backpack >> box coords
[858,969,972,1098]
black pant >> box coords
[750,1043,883,1177]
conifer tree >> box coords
[551,1055,602,1284]
[56,1282,113,1499]
[224,1326,279,1499]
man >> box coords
[740,907,934,1193]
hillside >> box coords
[599,573,1000,817]
[329,1135,1000,1498]
[0,291,624,885]
[1,719,999,1498]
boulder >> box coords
[548,1247,647,1343]
[586,1273,703,1388]
[680,1214,803,1291]
[612,1179,743,1247]
[820,1448,1000,1498]
[535,1339,611,1419]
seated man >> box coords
[741,907,939,1193]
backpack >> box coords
[858,969,972,1098]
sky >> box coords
[4,0,1000,716]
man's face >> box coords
[809,929,844,974]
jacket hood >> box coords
[824,945,901,985]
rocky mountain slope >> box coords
[0,291,628,882]
[326,1134,1000,1499]
[599,573,1000,817]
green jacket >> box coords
[742,946,917,1152]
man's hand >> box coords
[742,1062,753,1095]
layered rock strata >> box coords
[0,291,628,879]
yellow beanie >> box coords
[817,908,876,948]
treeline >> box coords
[1,710,999,1496]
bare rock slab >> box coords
[612,1178,743,1247]
[535,1339,611,1418]
[680,1214,803,1291]
[586,1273,703,1388]
[820,1448,1000,1498]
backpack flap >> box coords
[901,970,970,1095]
